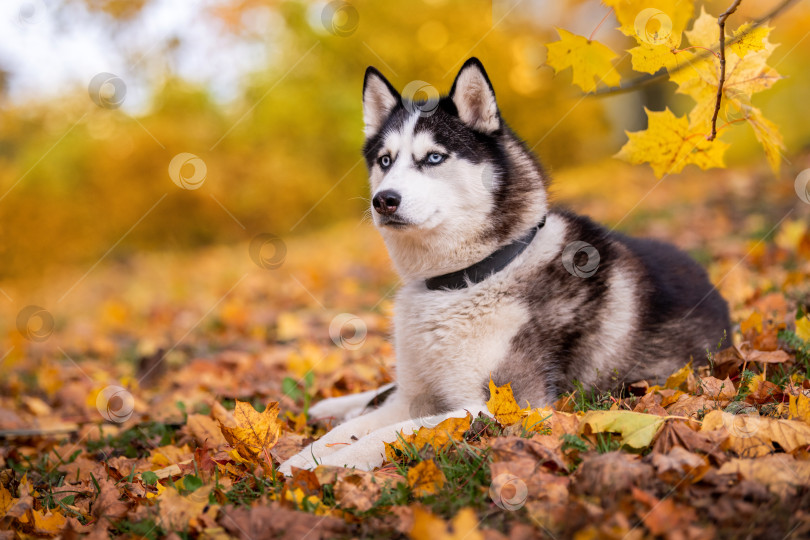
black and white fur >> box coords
[278,58,730,474]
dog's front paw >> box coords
[278,451,319,476]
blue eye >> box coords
[427,152,445,165]
[379,155,392,169]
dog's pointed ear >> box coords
[449,58,500,133]
[363,67,400,137]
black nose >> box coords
[372,190,401,216]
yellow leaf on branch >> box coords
[545,28,620,93]
[615,108,729,178]
[729,22,770,58]
[604,0,693,48]
[217,400,282,464]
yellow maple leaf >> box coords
[217,400,282,464]
[729,22,770,58]
[603,0,693,49]
[664,360,694,391]
[411,506,484,540]
[486,378,525,425]
[741,311,763,335]
[629,43,694,75]
[0,486,12,515]
[385,415,471,462]
[615,108,729,178]
[746,106,785,174]
[407,459,446,497]
[545,28,620,93]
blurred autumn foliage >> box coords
[1,0,809,286]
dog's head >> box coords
[362,58,549,280]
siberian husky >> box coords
[279,58,730,474]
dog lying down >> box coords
[278,58,730,475]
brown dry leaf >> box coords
[491,436,567,472]
[217,400,282,463]
[407,460,446,497]
[410,506,484,540]
[158,486,216,531]
[651,447,710,484]
[633,392,668,416]
[652,420,727,464]
[334,472,382,511]
[632,488,698,537]
[218,504,346,540]
[666,394,719,418]
[718,454,810,498]
[186,414,228,447]
[699,376,736,400]
[701,410,810,457]
[92,478,129,522]
[289,468,320,497]
[573,452,653,497]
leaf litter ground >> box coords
[1,160,810,539]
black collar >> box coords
[425,217,546,291]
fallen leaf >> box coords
[651,447,710,484]
[486,378,525,426]
[718,454,810,498]
[334,472,381,511]
[410,506,484,540]
[580,410,666,449]
[407,460,446,497]
[701,410,810,457]
[217,400,282,464]
[789,393,810,424]
[386,414,471,462]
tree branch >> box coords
[591,0,799,98]
[708,0,743,141]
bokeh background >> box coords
[1,0,809,378]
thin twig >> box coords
[709,0,743,141]
[591,0,799,98]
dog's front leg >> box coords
[316,404,491,471]
[278,394,410,475]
